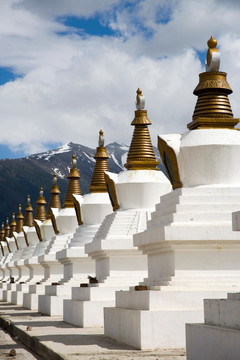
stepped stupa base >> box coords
[186,292,240,360]
[63,283,131,327]
[104,186,240,349]
[38,284,73,316]
[23,284,46,310]
[105,287,237,349]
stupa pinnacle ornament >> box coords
[35,188,47,221]
[16,204,24,233]
[47,173,61,219]
[205,36,220,72]
[64,155,81,208]
[9,213,16,237]
[4,217,10,238]
[124,88,159,170]
[89,130,110,193]
[136,88,145,110]
[24,195,34,227]
[0,222,5,241]
[187,36,239,130]
[4,218,11,252]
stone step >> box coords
[204,298,240,329]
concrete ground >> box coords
[0,301,186,360]
[0,325,42,359]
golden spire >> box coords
[188,36,239,130]
[35,187,47,221]
[4,219,11,252]
[89,130,110,193]
[47,173,61,219]
[124,88,159,170]
[24,195,34,227]
[0,223,5,253]
[0,222,5,241]
[9,213,16,237]
[4,218,10,238]
[16,204,24,233]
[64,155,82,208]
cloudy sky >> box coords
[0,0,240,158]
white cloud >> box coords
[0,0,240,155]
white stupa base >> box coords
[105,288,232,349]
[186,324,240,360]
[63,284,130,327]
[186,292,240,360]
[23,284,46,310]
[38,257,64,285]
[0,283,8,300]
[38,284,72,316]
[13,260,30,283]
[56,248,95,285]
[38,258,95,316]
[6,265,20,283]
[104,187,240,349]
[37,233,73,285]
[2,283,17,302]
[24,257,45,284]
[0,266,11,283]
[11,283,32,305]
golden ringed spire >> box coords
[47,173,61,218]
[16,204,24,233]
[89,130,110,193]
[35,187,47,221]
[124,88,159,170]
[64,155,82,208]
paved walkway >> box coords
[0,301,186,360]
[0,325,42,359]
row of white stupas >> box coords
[1,36,240,359]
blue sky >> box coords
[0,0,240,159]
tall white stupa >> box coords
[104,37,240,349]
[63,89,171,327]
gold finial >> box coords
[187,37,239,130]
[4,217,10,238]
[0,222,5,241]
[136,88,145,110]
[9,213,16,237]
[24,195,34,227]
[64,155,82,208]
[206,36,220,72]
[53,173,57,185]
[89,130,110,193]
[47,173,61,219]
[72,154,77,168]
[4,219,11,252]
[35,187,47,221]
[207,35,217,49]
[16,204,24,233]
[99,130,104,147]
[124,89,159,170]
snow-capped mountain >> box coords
[0,142,165,222]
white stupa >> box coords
[2,204,28,302]
[23,177,62,310]
[63,89,171,327]
[38,130,113,316]
[35,155,81,314]
[104,36,240,349]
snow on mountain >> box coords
[33,143,71,161]
[0,141,166,222]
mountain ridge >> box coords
[0,141,166,222]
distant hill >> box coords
[0,142,166,222]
